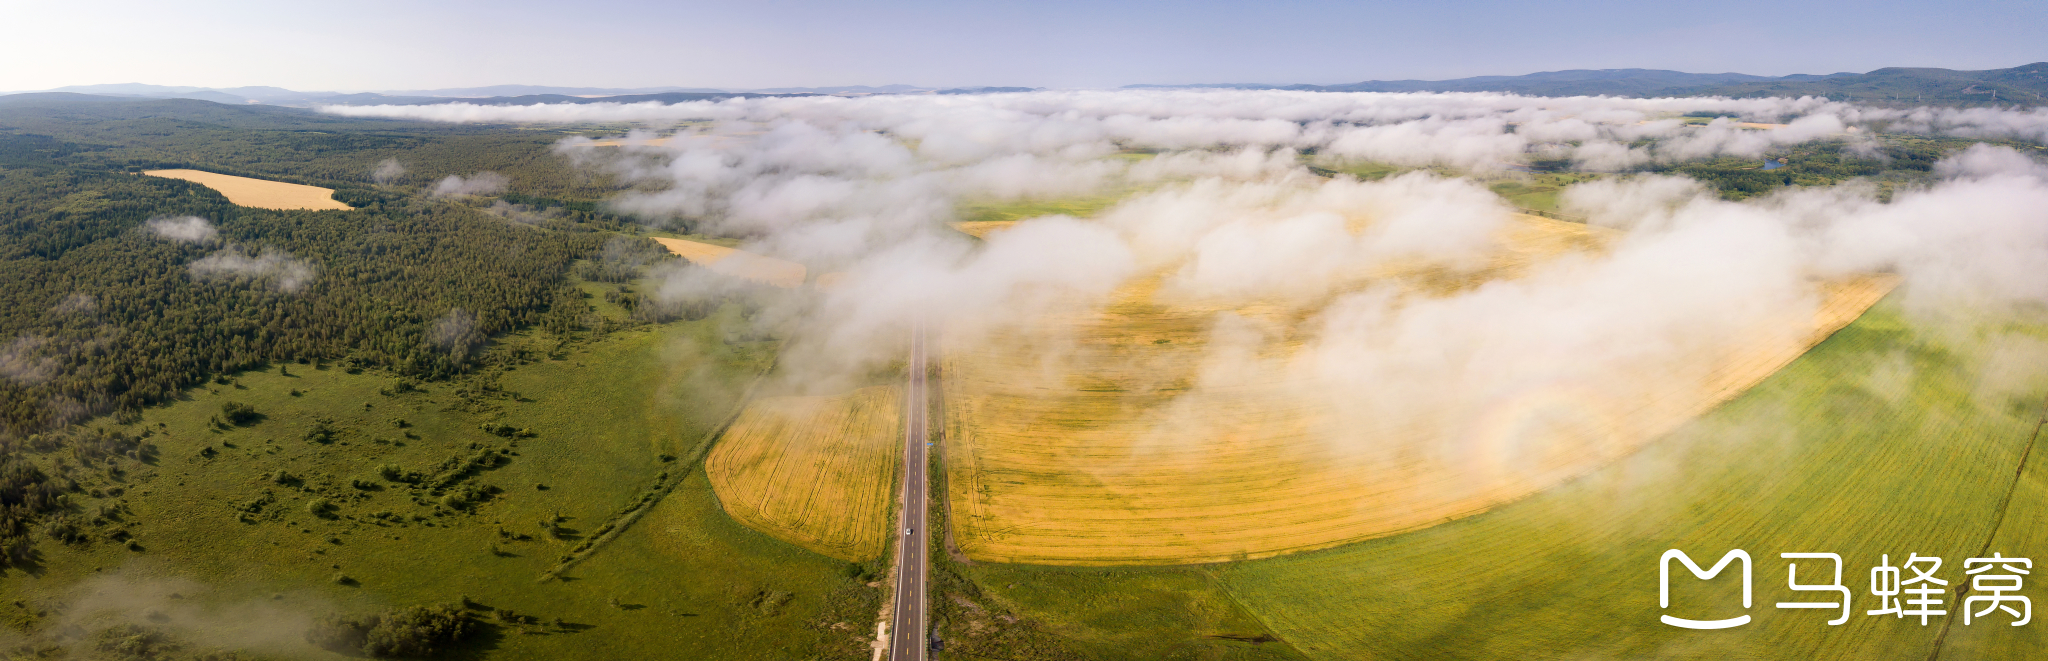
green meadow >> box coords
[1210,301,2048,660]
[0,303,883,660]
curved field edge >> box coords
[706,385,904,561]
[1209,300,2048,661]
[941,231,1898,565]
[926,372,1314,661]
[141,169,355,211]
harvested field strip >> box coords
[1217,303,2048,660]
[142,169,353,210]
[584,137,675,147]
[950,220,1020,239]
[652,237,807,288]
[707,385,903,560]
[945,213,1900,565]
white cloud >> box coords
[320,89,2048,476]
[372,158,406,184]
[188,246,317,293]
[144,215,219,243]
[429,172,509,198]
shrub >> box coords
[238,493,274,513]
[307,604,477,658]
[303,419,340,445]
[379,464,421,483]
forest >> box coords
[0,97,684,571]
[1644,134,2006,200]
[0,93,622,200]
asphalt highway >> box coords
[889,322,930,661]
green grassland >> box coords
[956,195,1134,225]
[0,96,886,660]
[1208,301,2048,660]
[1306,159,1433,181]
[1315,135,2047,206]
[1487,172,1604,216]
[933,559,1310,661]
[0,304,883,660]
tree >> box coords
[220,401,261,426]
[307,603,478,658]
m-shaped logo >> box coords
[1661,549,1752,629]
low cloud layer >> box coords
[0,335,58,385]
[188,246,316,293]
[429,172,508,198]
[328,90,2048,172]
[144,215,219,243]
[371,157,406,184]
[329,90,2048,492]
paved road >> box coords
[890,322,930,661]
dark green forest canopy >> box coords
[0,97,666,439]
[0,93,620,199]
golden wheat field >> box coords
[651,237,807,288]
[142,169,354,211]
[706,385,903,560]
[812,272,850,290]
[582,137,675,147]
[941,214,1898,565]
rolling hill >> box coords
[1131,62,2048,106]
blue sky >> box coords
[6,0,2045,91]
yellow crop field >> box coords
[652,237,807,288]
[942,213,1897,565]
[582,137,674,147]
[813,271,849,290]
[949,220,1018,239]
[142,169,353,211]
[706,385,903,560]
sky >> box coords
[4,0,2046,92]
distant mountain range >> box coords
[1129,62,2048,106]
[0,83,984,107]
[10,63,2045,108]
[0,82,1059,108]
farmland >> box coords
[924,295,2048,661]
[707,385,904,561]
[941,208,1897,565]
[1212,301,2048,660]
[143,168,354,210]
[652,237,808,288]
[7,89,2045,661]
